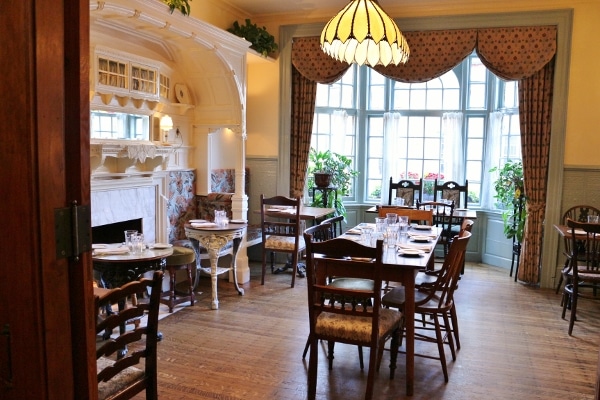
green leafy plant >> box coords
[490,160,526,242]
[307,148,359,219]
[227,19,278,57]
[162,0,191,16]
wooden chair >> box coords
[302,220,374,365]
[379,230,471,383]
[561,219,600,335]
[416,219,474,349]
[260,194,306,288]
[95,270,163,400]
[388,177,423,206]
[417,200,456,257]
[378,206,434,226]
[433,180,469,209]
[555,205,600,294]
[319,214,344,238]
[304,235,403,400]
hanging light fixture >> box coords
[320,0,410,67]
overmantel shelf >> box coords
[90,140,180,175]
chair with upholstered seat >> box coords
[260,194,306,288]
[95,270,163,400]
[561,219,600,335]
[379,230,471,383]
[388,177,423,206]
[304,235,403,400]
[160,246,195,313]
[555,205,600,294]
[301,222,374,366]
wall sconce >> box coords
[159,115,173,143]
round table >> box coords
[92,247,174,289]
[184,223,246,309]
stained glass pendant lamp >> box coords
[320,0,410,67]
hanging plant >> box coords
[162,0,192,16]
[227,19,278,57]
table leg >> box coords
[404,270,416,396]
[207,247,221,310]
[231,237,244,295]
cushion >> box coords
[315,308,402,342]
[97,356,144,400]
[166,246,195,266]
[265,235,306,251]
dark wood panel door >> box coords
[0,0,95,399]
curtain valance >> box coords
[292,25,556,83]
[291,37,350,84]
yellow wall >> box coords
[200,0,600,164]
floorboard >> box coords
[131,262,600,399]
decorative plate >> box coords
[151,243,173,249]
[413,225,432,231]
[398,249,424,257]
[175,83,191,104]
[411,236,432,243]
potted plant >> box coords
[227,19,278,57]
[307,148,359,219]
[162,0,192,15]
[490,160,526,243]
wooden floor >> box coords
[134,262,600,399]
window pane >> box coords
[308,52,520,208]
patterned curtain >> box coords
[289,66,317,198]
[290,27,556,284]
[475,26,556,284]
[289,38,351,198]
[516,61,555,283]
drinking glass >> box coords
[375,217,387,238]
[385,224,399,248]
[386,213,398,225]
[361,227,374,246]
[124,230,138,251]
[398,215,409,240]
[588,215,599,223]
[215,210,228,226]
[132,233,144,254]
[395,197,405,206]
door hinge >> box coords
[54,201,91,261]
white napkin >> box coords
[94,247,130,255]
[191,222,217,228]
[346,228,362,235]
[408,232,438,239]
[398,243,434,252]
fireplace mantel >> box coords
[90,140,191,176]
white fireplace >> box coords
[91,173,169,245]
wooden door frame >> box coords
[0,0,95,398]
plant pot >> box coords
[314,172,332,188]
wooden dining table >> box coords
[341,223,443,396]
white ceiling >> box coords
[223,0,403,17]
